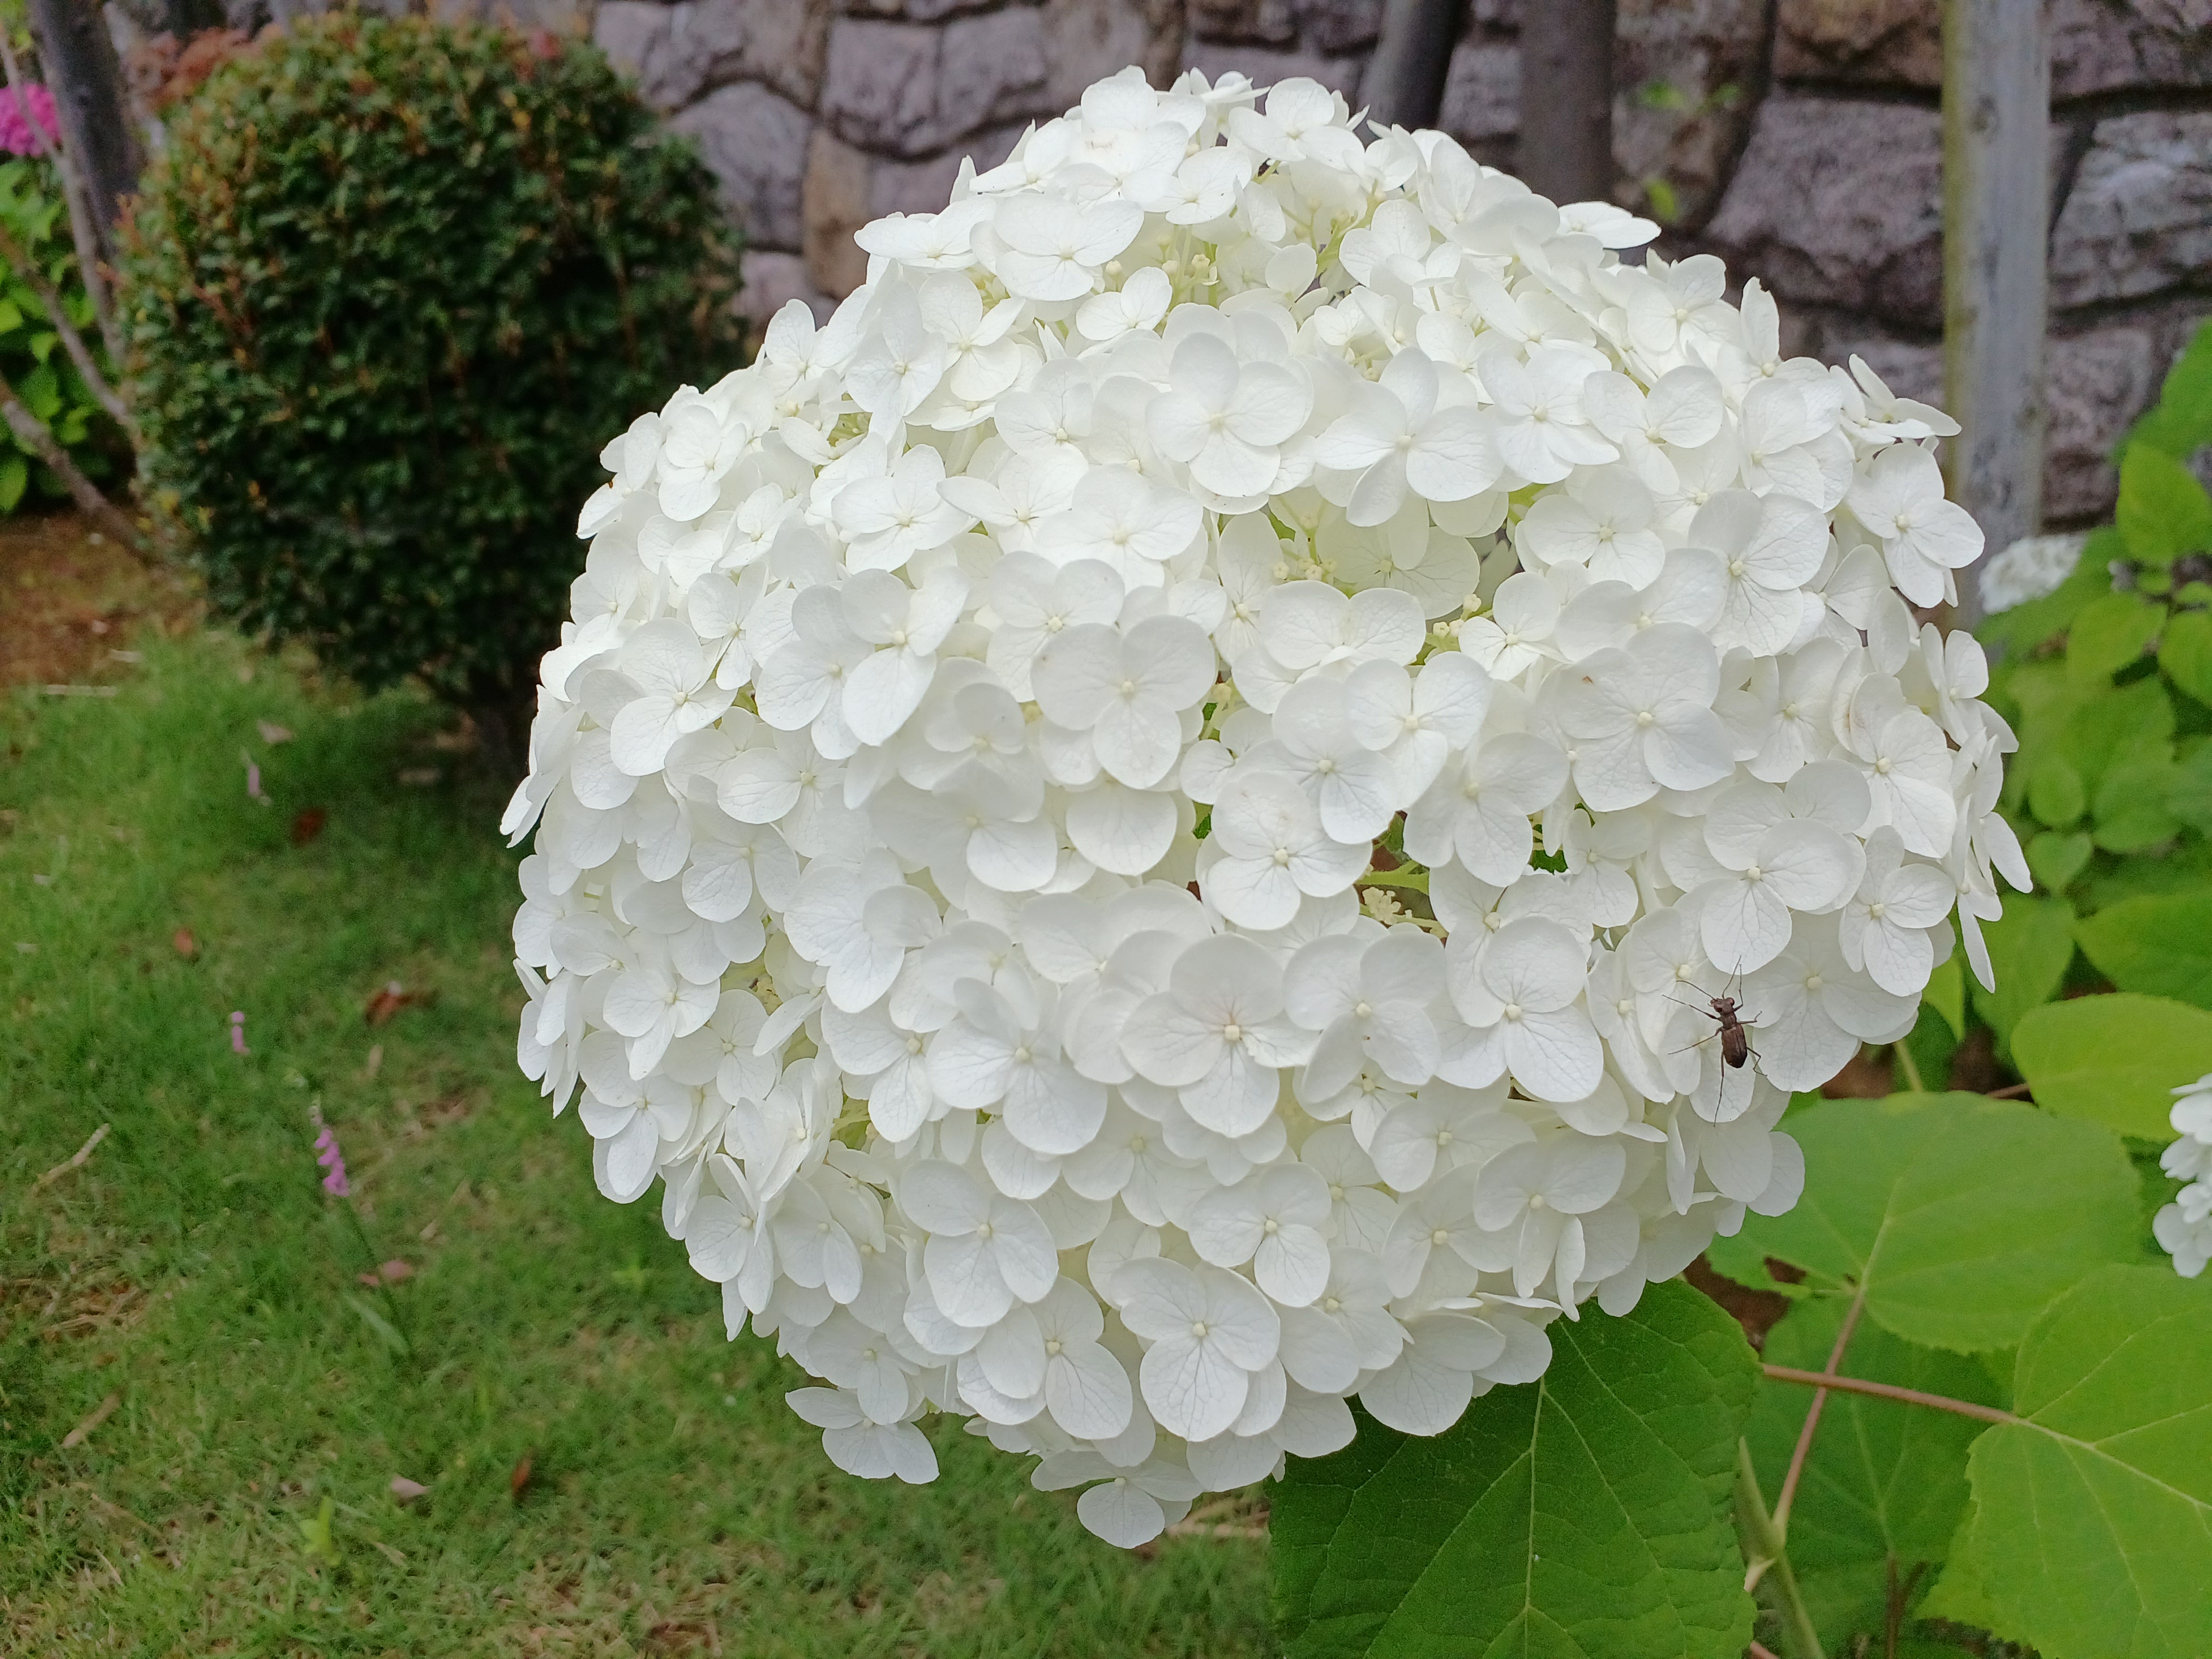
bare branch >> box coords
[34,1120,111,1189]
[1771,1275,1869,1536]
[0,218,129,427]
[0,365,140,545]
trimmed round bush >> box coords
[119,14,745,706]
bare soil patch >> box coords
[0,510,196,689]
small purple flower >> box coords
[314,1123,350,1198]
[229,1010,249,1054]
[242,750,265,801]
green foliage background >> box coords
[0,155,118,510]
[118,14,745,706]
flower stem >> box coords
[1892,1040,1926,1094]
[341,1201,413,1358]
[1761,1365,2018,1426]
[1771,1276,1867,1536]
[1733,1438,1826,1659]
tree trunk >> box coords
[1517,0,1618,207]
[1942,0,2052,626]
[24,0,143,263]
[1364,0,1461,132]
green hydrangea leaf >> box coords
[2093,752,2184,851]
[1728,1094,2140,1350]
[2058,677,2174,795]
[2076,892,2212,1008]
[2162,609,2212,706]
[2116,442,2212,569]
[1744,1299,2000,1650]
[2027,756,2086,828]
[2124,319,2212,460]
[1922,953,1965,1041]
[2171,743,2212,839]
[1966,1266,2212,1659]
[1271,1282,1755,1659]
[2064,592,2163,687]
[2011,992,2212,1139]
[18,358,58,421]
[2024,828,2093,892]
[1917,1507,2008,1633]
[1968,893,2076,1047]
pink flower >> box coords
[229,1010,250,1054]
[314,1124,350,1197]
[0,86,57,158]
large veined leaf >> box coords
[1966,1266,2212,1658]
[1708,1094,2140,1350]
[2011,992,2212,1139]
[2163,609,2212,706]
[2116,441,2212,570]
[1743,1299,2002,1650]
[1271,1282,1755,1659]
[1967,895,2076,1048]
[2076,893,2212,1008]
[2063,591,2161,687]
[2124,320,2212,461]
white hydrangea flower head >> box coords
[2155,1073,2212,1279]
[1976,529,2088,615]
[504,66,2021,1547]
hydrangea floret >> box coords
[504,66,2022,1547]
[2155,1073,2212,1278]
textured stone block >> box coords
[594,1,670,88]
[1041,0,1159,113]
[739,249,836,331]
[2053,0,2212,96]
[804,124,875,298]
[821,10,1052,157]
[1772,0,1939,86]
[1292,0,1385,53]
[1607,0,1769,227]
[1703,94,1944,327]
[1433,39,1522,146]
[1776,0,2212,96]
[1189,0,1299,44]
[838,0,1004,19]
[872,123,1027,214]
[595,0,829,113]
[2043,324,2164,520]
[2051,111,2212,308]
[428,0,591,32]
[670,81,813,252]
[1185,0,1377,50]
[1439,41,1517,143]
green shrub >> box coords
[0,155,119,510]
[1968,320,2212,1048]
[119,14,744,707]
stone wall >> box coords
[585,0,2212,524]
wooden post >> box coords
[24,0,143,263]
[1518,0,1618,206]
[1364,0,1461,132]
[1942,0,2052,626]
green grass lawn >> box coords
[0,624,1271,1656]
